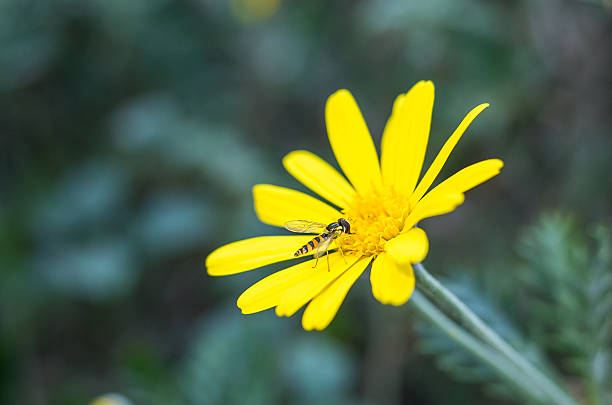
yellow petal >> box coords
[325,89,381,194]
[206,235,314,276]
[410,103,489,206]
[282,150,356,209]
[253,184,342,228]
[381,81,435,195]
[301,256,370,331]
[370,253,415,306]
[386,228,429,264]
[275,253,358,317]
[237,257,321,314]
[427,159,503,196]
[403,192,465,230]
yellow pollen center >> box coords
[338,187,412,257]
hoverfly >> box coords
[284,218,354,270]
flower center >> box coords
[338,187,412,257]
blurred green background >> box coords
[1,1,611,404]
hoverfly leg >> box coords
[326,250,330,272]
[312,255,319,269]
[338,244,347,264]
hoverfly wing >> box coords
[284,220,327,234]
[313,235,335,259]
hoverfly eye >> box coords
[337,218,351,234]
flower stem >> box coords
[413,262,578,405]
[410,291,549,403]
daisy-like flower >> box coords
[206,81,502,331]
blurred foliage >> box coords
[1,0,611,404]
[412,213,612,404]
[414,276,548,403]
[181,309,358,405]
[517,214,612,404]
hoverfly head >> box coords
[338,218,354,234]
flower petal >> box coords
[410,103,489,206]
[427,159,503,196]
[381,81,435,195]
[275,253,359,317]
[301,256,370,331]
[403,192,465,230]
[325,89,381,194]
[237,257,321,314]
[283,150,356,209]
[206,235,313,276]
[386,228,429,264]
[370,253,415,306]
[253,184,342,228]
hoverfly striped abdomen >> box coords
[285,218,355,269]
[294,233,329,257]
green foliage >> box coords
[1,0,611,403]
[181,309,358,405]
[517,213,612,405]
[414,276,547,403]
[413,213,612,404]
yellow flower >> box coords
[206,81,502,331]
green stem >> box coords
[413,262,578,405]
[410,291,549,403]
